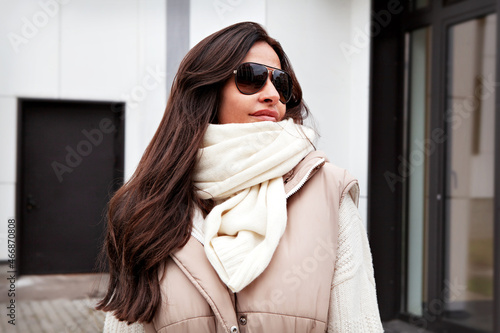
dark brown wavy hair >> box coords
[97,21,309,324]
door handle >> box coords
[27,194,37,213]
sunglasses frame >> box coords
[233,62,293,104]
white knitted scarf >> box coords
[193,118,316,292]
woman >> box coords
[99,22,383,332]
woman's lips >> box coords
[250,109,279,121]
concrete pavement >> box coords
[0,264,108,332]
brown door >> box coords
[17,99,124,275]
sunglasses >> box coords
[233,62,293,104]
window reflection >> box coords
[445,13,496,332]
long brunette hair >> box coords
[97,21,309,323]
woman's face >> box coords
[218,41,287,124]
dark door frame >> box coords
[15,98,125,275]
[369,0,499,332]
[494,1,500,331]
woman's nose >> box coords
[258,74,280,104]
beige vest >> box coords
[144,151,359,333]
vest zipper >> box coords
[233,292,240,332]
[285,158,326,199]
[234,292,238,313]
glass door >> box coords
[444,13,496,332]
[369,1,499,331]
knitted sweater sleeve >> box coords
[103,312,145,333]
[327,194,384,333]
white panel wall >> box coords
[0,97,17,256]
[0,0,167,260]
[59,0,139,100]
[0,0,60,97]
[190,0,266,48]
[138,0,168,151]
[0,98,17,184]
[349,0,371,200]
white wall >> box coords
[190,0,266,48]
[190,0,371,224]
[348,0,371,225]
[0,0,167,260]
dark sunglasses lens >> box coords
[236,63,268,94]
[272,70,292,103]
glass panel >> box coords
[445,13,496,332]
[443,0,466,7]
[405,26,431,316]
[410,0,429,11]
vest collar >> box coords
[284,150,327,198]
